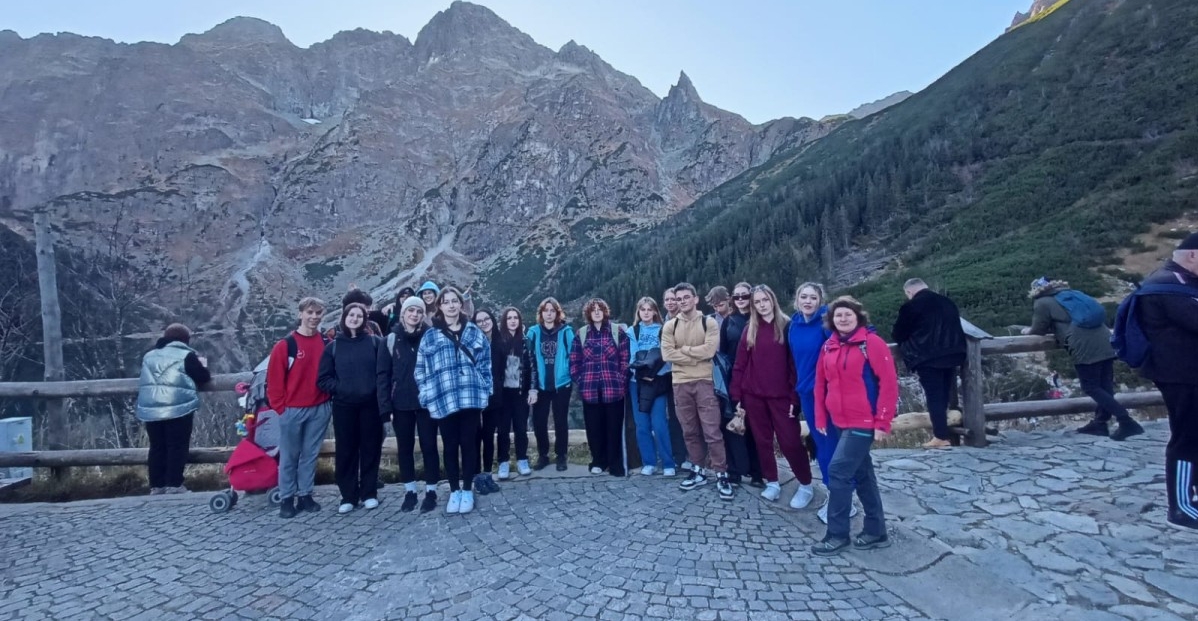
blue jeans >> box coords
[826,428,886,540]
[799,389,841,486]
[278,402,332,500]
[630,380,675,470]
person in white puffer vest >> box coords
[136,323,211,495]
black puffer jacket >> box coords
[892,289,967,370]
[1138,261,1198,385]
[316,332,381,404]
[376,323,427,414]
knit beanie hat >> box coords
[1179,232,1198,251]
[401,295,426,315]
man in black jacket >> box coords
[892,279,967,449]
[1139,232,1198,532]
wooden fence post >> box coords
[34,210,70,480]
[960,337,988,447]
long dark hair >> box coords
[339,303,370,337]
[497,306,525,355]
[473,309,499,341]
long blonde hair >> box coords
[746,284,790,349]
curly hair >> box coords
[581,298,611,324]
[823,296,871,333]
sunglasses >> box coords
[732,294,751,301]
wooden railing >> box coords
[0,333,1164,469]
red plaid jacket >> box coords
[568,322,630,404]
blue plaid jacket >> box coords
[415,323,493,420]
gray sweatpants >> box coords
[278,403,332,500]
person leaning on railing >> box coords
[135,323,212,495]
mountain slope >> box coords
[550,0,1198,332]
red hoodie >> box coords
[266,331,330,413]
[814,327,899,434]
[730,317,799,404]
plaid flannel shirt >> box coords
[569,322,630,404]
[414,323,493,420]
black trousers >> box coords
[1076,359,1133,425]
[723,407,763,481]
[393,408,439,485]
[146,413,193,488]
[533,386,572,459]
[1159,382,1198,518]
[497,388,530,462]
[583,399,626,476]
[916,365,958,440]
[441,409,481,491]
[478,397,500,472]
[332,401,383,503]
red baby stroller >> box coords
[209,357,283,513]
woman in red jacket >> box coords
[812,296,898,556]
[730,285,815,508]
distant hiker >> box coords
[662,282,733,500]
[627,297,676,477]
[472,309,503,494]
[705,286,732,328]
[1022,277,1144,440]
[384,286,416,331]
[377,295,440,514]
[415,281,474,326]
[891,278,967,449]
[493,307,533,480]
[317,303,384,515]
[570,298,630,477]
[812,296,897,556]
[1134,232,1198,532]
[415,286,492,515]
[267,297,333,518]
[720,281,764,488]
[730,285,815,509]
[526,297,576,471]
[136,323,211,495]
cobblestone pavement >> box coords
[0,420,1194,620]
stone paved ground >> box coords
[0,420,1195,620]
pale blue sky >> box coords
[4,1,1032,123]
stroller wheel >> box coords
[267,487,283,506]
[209,493,231,514]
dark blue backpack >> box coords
[1052,290,1106,328]
[1110,283,1196,368]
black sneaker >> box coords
[556,456,568,472]
[296,495,321,513]
[811,536,850,556]
[1076,420,1109,436]
[679,468,708,491]
[279,497,297,519]
[400,491,419,513]
[1110,421,1145,442]
[852,532,891,550]
[473,474,491,495]
[419,491,437,513]
[534,455,551,471]
[748,478,767,489]
[717,474,734,501]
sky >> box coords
[4,1,1033,123]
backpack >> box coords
[577,322,623,348]
[1052,290,1106,329]
[1110,282,1196,368]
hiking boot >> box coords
[556,456,568,472]
[297,495,321,513]
[853,532,891,550]
[517,459,532,476]
[761,482,782,502]
[1076,420,1109,437]
[447,490,462,514]
[717,474,734,501]
[472,474,491,495]
[400,492,419,512]
[459,490,475,514]
[811,536,850,556]
[679,467,708,491]
[420,491,437,513]
[534,455,550,471]
[1111,420,1145,442]
[790,484,815,509]
[498,462,511,480]
[279,497,297,519]
[1167,510,1198,534]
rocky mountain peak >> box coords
[179,16,293,47]
[0,30,21,45]
[667,71,701,103]
[1009,0,1064,30]
[414,0,542,64]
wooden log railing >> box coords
[0,333,1166,468]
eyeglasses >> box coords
[732,294,750,301]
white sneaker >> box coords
[459,490,475,514]
[640,466,655,476]
[337,503,354,514]
[498,462,511,480]
[363,498,379,510]
[663,468,677,477]
[590,467,603,475]
[790,484,815,509]
[447,490,462,514]
[761,482,782,502]
[681,461,694,471]
[517,460,532,476]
